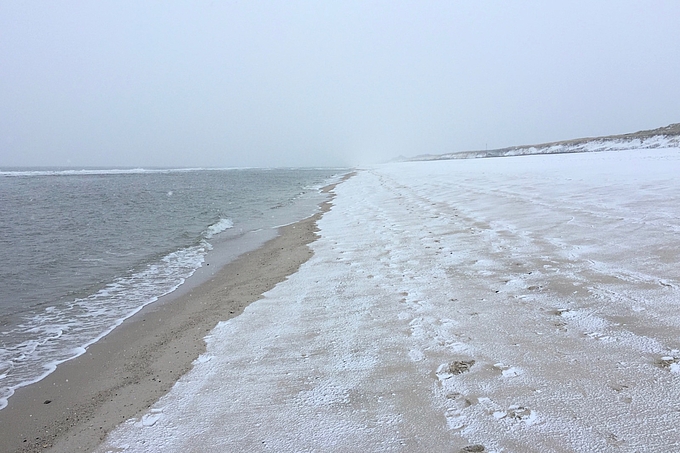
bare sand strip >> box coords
[0,178,349,453]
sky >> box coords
[1,1,679,168]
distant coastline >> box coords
[399,122,680,162]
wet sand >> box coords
[0,181,343,453]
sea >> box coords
[0,167,345,410]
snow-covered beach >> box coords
[88,147,680,452]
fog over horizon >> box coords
[2,1,679,169]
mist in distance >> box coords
[2,1,679,168]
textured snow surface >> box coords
[98,148,680,452]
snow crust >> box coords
[97,148,680,452]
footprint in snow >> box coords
[657,355,680,373]
[459,445,486,452]
[493,405,538,425]
[436,360,475,380]
[493,362,524,378]
[444,392,477,430]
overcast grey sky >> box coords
[1,1,679,168]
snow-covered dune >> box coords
[410,123,680,161]
[97,147,680,452]
[502,133,680,156]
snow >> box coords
[425,133,680,161]
[97,148,680,452]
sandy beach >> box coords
[0,181,342,453]
[87,148,679,452]
[4,2,680,451]
[3,147,680,452]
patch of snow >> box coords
[96,147,680,453]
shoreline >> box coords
[0,177,348,453]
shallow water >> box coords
[0,167,343,409]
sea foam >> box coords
[205,218,234,238]
[0,243,207,410]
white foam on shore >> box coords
[0,243,208,411]
[0,169,343,413]
[205,218,234,238]
[97,148,680,452]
